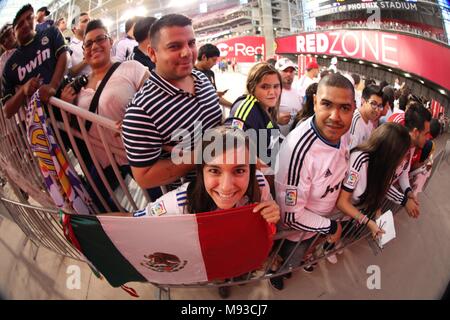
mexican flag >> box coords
[64,204,274,286]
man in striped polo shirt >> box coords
[122,14,222,189]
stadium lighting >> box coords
[322,55,327,58]
[343,58,347,61]
[388,68,393,72]
[419,80,424,84]
[120,7,148,21]
[372,63,378,67]
[439,89,446,95]
[404,73,411,78]
[359,60,364,64]
[103,18,113,29]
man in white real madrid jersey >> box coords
[270,73,355,290]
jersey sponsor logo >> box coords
[231,119,244,130]
[17,48,51,81]
[346,170,359,188]
[320,182,341,199]
[324,168,333,178]
[285,189,297,206]
[150,201,167,216]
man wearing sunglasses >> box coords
[349,84,383,150]
[1,4,69,118]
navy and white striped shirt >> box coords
[122,69,222,167]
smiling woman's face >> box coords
[203,146,250,210]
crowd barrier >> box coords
[0,97,446,299]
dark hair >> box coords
[351,73,361,86]
[430,118,441,138]
[293,82,318,128]
[133,16,157,43]
[71,12,88,29]
[382,86,395,110]
[85,19,108,36]
[379,80,389,90]
[399,93,409,111]
[356,123,411,215]
[320,70,331,79]
[404,102,431,132]
[197,43,220,61]
[125,16,139,34]
[13,4,33,27]
[150,14,192,48]
[365,78,376,86]
[420,140,434,162]
[186,126,260,213]
[362,84,382,101]
[318,73,355,100]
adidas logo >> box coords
[325,169,332,178]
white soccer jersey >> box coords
[134,171,272,217]
[275,116,350,242]
[349,109,374,150]
[342,150,407,207]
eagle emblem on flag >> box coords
[141,252,187,272]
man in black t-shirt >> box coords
[1,4,69,118]
[194,43,232,108]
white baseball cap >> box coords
[275,58,298,71]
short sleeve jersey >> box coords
[342,150,370,204]
[349,109,374,150]
[134,170,272,216]
[2,27,68,103]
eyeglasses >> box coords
[83,34,109,50]
[367,100,384,110]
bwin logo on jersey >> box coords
[320,182,341,199]
[18,48,51,81]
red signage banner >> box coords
[275,30,450,91]
[215,36,266,63]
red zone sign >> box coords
[275,30,450,91]
[215,36,266,63]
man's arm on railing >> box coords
[131,160,195,189]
